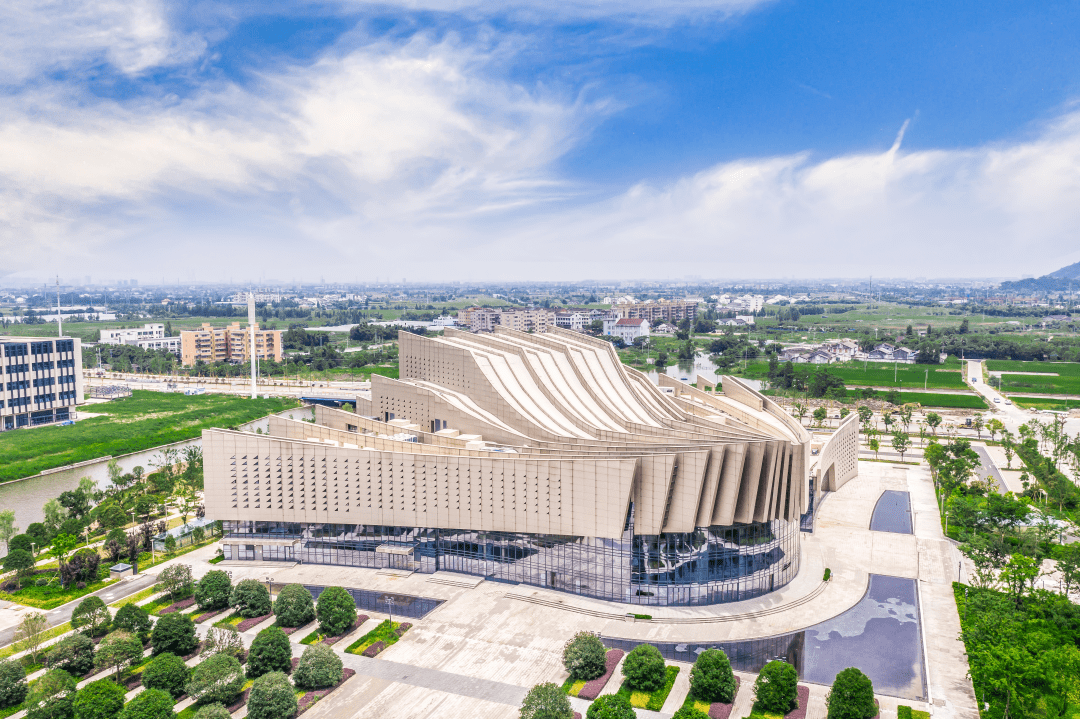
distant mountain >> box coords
[1047,260,1080,280]
[999,260,1080,292]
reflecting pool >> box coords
[870,491,913,534]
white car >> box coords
[994,397,1000,403]
[1005,400,1013,406]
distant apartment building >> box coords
[607,299,699,323]
[459,307,556,333]
[554,311,592,332]
[0,336,83,430]
[603,317,650,343]
[180,323,284,367]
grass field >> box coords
[824,362,966,389]
[986,360,1080,376]
[1010,397,1078,411]
[0,390,298,482]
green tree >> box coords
[194,570,232,610]
[272,584,315,628]
[94,631,143,679]
[926,412,942,435]
[245,672,296,719]
[812,407,827,428]
[292,643,342,691]
[113,604,152,643]
[3,549,34,588]
[1058,543,1080,597]
[562,632,606,681]
[50,534,79,587]
[192,706,230,719]
[622,644,666,692]
[199,627,245,660]
[141,653,190,699]
[72,679,126,719]
[117,688,174,719]
[14,612,50,666]
[71,597,111,638]
[42,500,68,537]
[0,659,28,709]
[585,694,635,719]
[150,613,197,657]
[868,439,879,460]
[246,627,292,679]
[45,633,95,676]
[25,669,77,719]
[185,654,244,705]
[158,564,193,601]
[315,586,356,636]
[1000,554,1041,609]
[891,432,911,462]
[825,668,876,719]
[519,682,574,719]
[230,579,271,619]
[752,660,798,714]
[0,510,19,554]
[689,648,736,703]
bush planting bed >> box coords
[235,614,274,633]
[194,609,224,624]
[562,649,624,700]
[344,620,408,656]
[296,668,356,715]
[616,665,679,711]
[320,616,368,646]
[157,598,196,616]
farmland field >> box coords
[0,390,298,482]
[825,362,966,389]
[1010,397,1078,412]
[985,360,1080,376]
[998,373,1080,395]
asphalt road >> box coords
[0,570,159,647]
[971,443,1008,495]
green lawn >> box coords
[0,390,298,482]
[823,362,966,389]
[109,584,161,609]
[0,576,116,610]
[213,612,245,629]
[1011,396,1077,411]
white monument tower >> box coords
[248,292,257,400]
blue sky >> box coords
[3,0,1080,282]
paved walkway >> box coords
[970,444,1007,494]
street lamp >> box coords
[265,576,276,596]
[386,597,395,625]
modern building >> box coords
[607,299,699,323]
[179,322,284,367]
[100,324,182,356]
[602,317,650,343]
[1,336,83,430]
[458,307,556,333]
[205,327,858,606]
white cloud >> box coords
[0,0,205,83]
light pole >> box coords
[265,576,276,596]
[386,597,395,625]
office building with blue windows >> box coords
[0,336,83,430]
[205,327,858,607]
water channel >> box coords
[0,409,307,531]
[603,574,926,701]
[646,353,762,391]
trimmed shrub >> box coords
[671,708,709,719]
[585,694,635,719]
[117,688,174,719]
[315,587,356,637]
[150,613,198,657]
[690,648,736,703]
[141,653,190,699]
[194,571,232,611]
[826,668,877,719]
[245,672,297,719]
[192,705,231,719]
[185,654,245,706]
[26,669,77,719]
[113,604,152,643]
[622,644,666,692]
[897,707,913,719]
[519,682,574,719]
[230,579,271,619]
[562,632,606,681]
[0,658,28,708]
[72,679,126,719]
[62,549,101,587]
[94,631,144,679]
[46,633,96,676]
[8,534,34,555]
[246,627,292,679]
[293,643,343,690]
[71,597,111,638]
[753,660,798,714]
[273,584,315,628]
[158,565,193,600]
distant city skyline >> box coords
[3,1,1079,281]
